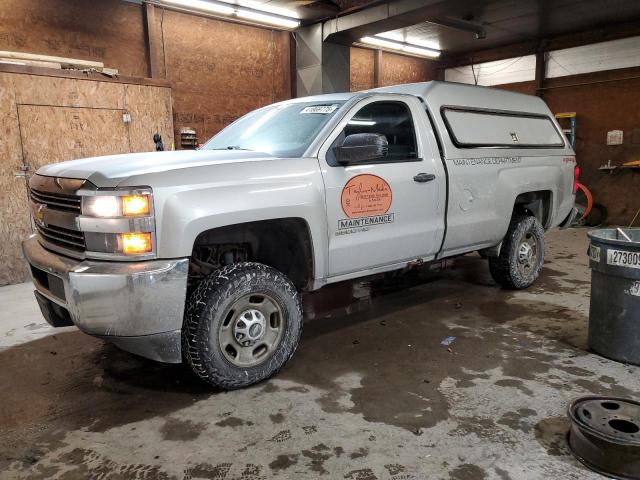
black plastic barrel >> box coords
[588,228,640,365]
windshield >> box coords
[203,101,346,157]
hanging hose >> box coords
[576,182,593,221]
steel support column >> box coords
[296,24,350,96]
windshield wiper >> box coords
[210,146,253,151]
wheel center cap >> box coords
[234,309,266,346]
[519,242,533,263]
[249,323,263,338]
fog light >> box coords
[122,195,150,216]
[120,232,152,255]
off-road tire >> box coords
[182,262,303,390]
[489,215,545,289]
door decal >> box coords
[337,174,394,235]
[341,174,392,217]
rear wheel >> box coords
[182,262,303,389]
[489,215,545,289]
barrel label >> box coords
[627,281,640,297]
[607,249,640,269]
[589,245,601,263]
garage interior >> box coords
[2,0,640,479]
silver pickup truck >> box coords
[22,81,578,389]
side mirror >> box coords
[334,133,388,165]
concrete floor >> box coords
[1,228,637,480]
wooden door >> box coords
[18,105,131,171]
[0,74,32,286]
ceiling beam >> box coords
[322,0,484,44]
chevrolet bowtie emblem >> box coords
[35,203,46,224]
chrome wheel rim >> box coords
[516,232,539,277]
[218,293,284,367]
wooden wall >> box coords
[487,68,640,225]
[0,0,292,148]
[0,70,173,286]
[380,51,436,86]
[350,47,437,92]
[351,47,377,91]
[0,0,148,77]
[156,9,291,146]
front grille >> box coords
[30,188,81,214]
[35,222,86,252]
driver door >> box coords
[319,94,446,279]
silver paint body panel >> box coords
[23,81,576,362]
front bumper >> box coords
[22,235,189,363]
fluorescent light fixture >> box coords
[348,120,377,126]
[361,36,441,58]
[376,31,441,51]
[164,0,235,15]
[161,0,300,29]
[235,9,300,29]
[226,0,298,18]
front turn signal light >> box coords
[121,232,153,255]
[122,195,150,216]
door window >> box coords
[328,101,419,165]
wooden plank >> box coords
[13,74,126,109]
[0,73,32,286]
[144,3,161,78]
[0,50,104,69]
[535,49,546,97]
[125,84,174,151]
[374,49,383,88]
[0,63,170,87]
[18,105,131,171]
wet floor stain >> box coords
[215,417,254,428]
[1,229,637,479]
[161,418,208,441]
[449,463,487,479]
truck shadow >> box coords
[1,253,597,461]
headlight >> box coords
[83,193,151,218]
[80,188,155,259]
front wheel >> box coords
[182,262,303,390]
[489,215,545,289]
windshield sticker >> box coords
[300,104,340,114]
[337,174,393,235]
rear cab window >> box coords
[441,106,565,148]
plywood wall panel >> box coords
[0,0,148,77]
[125,85,174,152]
[543,74,640,225]
[13,75,126,109]
[0,70,174,285]
[0,73,31,286]
[350,47,376,92]
[161,9,290,144]
[380,52,435,87]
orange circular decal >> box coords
[341,174,392,218]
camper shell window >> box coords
[441,106,565,149]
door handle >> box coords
[413,173,436,183]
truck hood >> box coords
[36,150,277,187]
